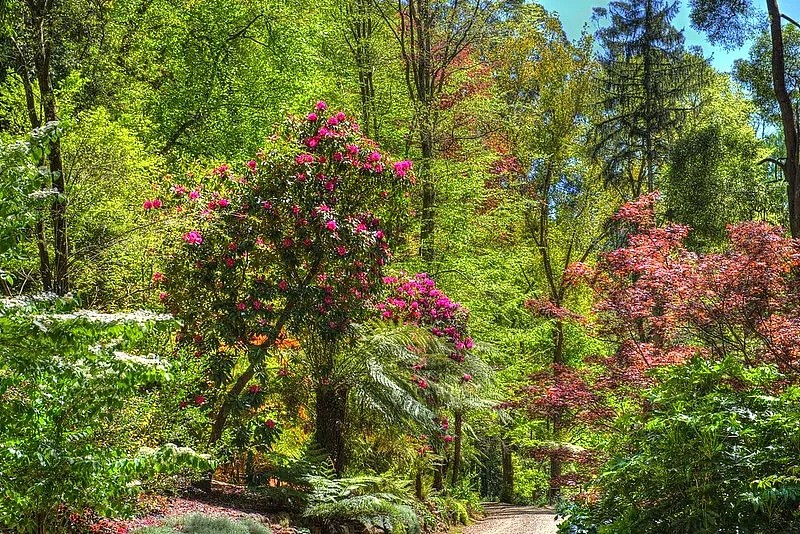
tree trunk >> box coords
[451,410,463,486]
[433,458,445,491]
[549,320,565,503]
[314,383,350,475]
[415,470,423,499]
[767,0,800,238]
[500,438,514,503]
[419,122,435,263]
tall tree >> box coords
[377,0,492,263]
[691,0,800,237]
[0,0,89,294]
[491,5,614,500]
[593,0,706,198]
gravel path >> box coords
[462,503,560,534]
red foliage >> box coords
[591,193,800,379]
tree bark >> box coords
[500,438,514,503]
[313,383,350,475]
[767,0,800,238]
[419,119,436,263]
[450,410,463,486]
[549,320,565,503]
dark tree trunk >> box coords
[767,0,800,238]
[419,123,436,263]
[415,470,423,499]
[314,383,350,475]
[500,438,514,503]
[549,320,565,503]
[433,457,445,491]
[451,410,463,486]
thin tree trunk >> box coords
[767,0,800,237]
[549,320,564,503]
[419,121,435,262]
[451,410,463,486]
[500,438,514,503]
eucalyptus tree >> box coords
[691,0,800,236]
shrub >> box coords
[0,295,213,533]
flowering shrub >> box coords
[0,295,213,533]
[154,102,413,447]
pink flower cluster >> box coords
[142,198,163,210]
[182,231,203,245]
[378,273,473,362]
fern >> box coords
[303,474,421,533]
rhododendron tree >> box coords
[378,273,485,489]
[153,103,413,471]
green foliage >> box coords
[0,123,62,287]
[303,474,420,533]
[562,358,800,533]
[165,513,272,534]
[664,75,784,249]
[0,295,213,533]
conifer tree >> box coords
[593,0,706,197]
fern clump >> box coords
[162,513,271,534]
[303,474,421,533]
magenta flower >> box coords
[183,231,203,245]
[326,220,338,231]
[265,418,277,429]
[336,246,347,256]
[306,137,319,148]
[307,112,318,122]
[189,190,201,200]
[218,198,230,208]
[394,160,412,177]
[237,302,247,311]
[278,279,289,291]
[367,151,381,163]
[316,101,328,111]
[246,160,257,172]
[327,116,339,126]
[224,257,235,268]
[152,272,165,283]
[462,373,472,382]
[143,199,153,210]
[336,111,346,121]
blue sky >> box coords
[537,0,772,72]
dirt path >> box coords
[462,503,560,534]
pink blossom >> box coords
[346,144,359,156]
[224,257,235,268]
[336,111,346,121]
[249,384,261,394]
[316,101,328,111]
[306,137,319,148]
[218,198,230,208]
[336,246,347,256]
[462,373,472,382]
[172,184,188,196]
[189,190,201,200]
[394,160,412,177]
[195,395,206,406]
[246,160,257,172]
[326,220,338,231]
[278,280,289,291]
[265,418,277,429]
[237,302,247,311]
[143,199,153,210]
[159,291,168,302]
[443,435,453,443]
[327,116,339,126]
[307,112,318,122]
[152,272,165,283]
[367,151,381,163]
[183,231,203,245]
[295,153,314,164]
